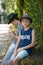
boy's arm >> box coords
[14,35,19,39]
[14,36,21,56]
[15,36,21,51]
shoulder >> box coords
[30,27,35,31]
[21,28,24,32]
[9,23,13,27]
[20,28,24,34]
[30,27,33,30]
[32,29,35,35]
[30,27,35,34]
[9,23,12,26]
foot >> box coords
[1,63,4,65]
[8,60,13,65]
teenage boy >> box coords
[8,14,35,65]
[1,13,23,65]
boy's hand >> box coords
[17,48,23,53]
[14,48,23,57]
[9,32,15,37]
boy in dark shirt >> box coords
[8,14,35,65]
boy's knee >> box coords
[13,59,18,65]
[8,60,13,65]
[14,57,20,63]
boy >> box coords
[8,13,19,35]
[1,13,23,65]
[8,14,35,65]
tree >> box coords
[17,0,24,18]
[38,0,43,50]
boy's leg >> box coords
[13,50,29,65]
[8,52,20,65]
[8,50,29,65]
[16,50,29,59]
[1,42,15,65]
[8,53,14,65]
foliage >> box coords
[4,0,17,15]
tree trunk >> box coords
[18,0,24,18]
[38,0,43,50]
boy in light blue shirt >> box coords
[1,13,23,65]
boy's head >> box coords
[8,13,19,26]
[21,14,32,28]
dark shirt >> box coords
[18,28,33,54]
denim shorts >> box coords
[10,50,29,60]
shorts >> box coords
[10,50,29,60]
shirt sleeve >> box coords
[16,24,23,36]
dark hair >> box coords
[8,13,19,24]
[15,17,19,20]
[21,14,32,23]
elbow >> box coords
[32,43,35,47]
[33,43,35,47]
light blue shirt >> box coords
[14,23,23,44]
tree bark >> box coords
[38,0,43,50]
[18,0,24,18]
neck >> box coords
[24,26,29,31]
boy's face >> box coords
[12,19,20,26]
[22,19,30,28]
